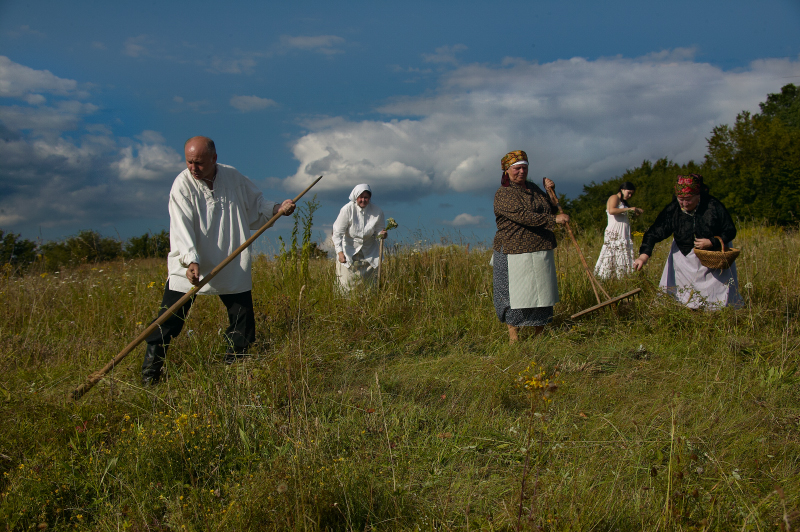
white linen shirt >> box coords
[331,202,385,269]
[167,164,276,295]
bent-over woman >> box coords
[633,174,741,309]
[493,150,569,343]
[594,181,643,279]
[332,184,386,292]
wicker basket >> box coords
[694,236,740,270]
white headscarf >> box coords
[349,184,372,203]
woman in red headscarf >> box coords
[493,150,570,343]
[633,174,741,309]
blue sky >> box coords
[1,0,799,251]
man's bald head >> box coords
[185,136,218,183]
[184,136,216,156]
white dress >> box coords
[594,210,633,279]
[331,184,385,291]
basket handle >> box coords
[714,236,727,252]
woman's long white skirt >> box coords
[659,240,742,309]
[335,254,377,293]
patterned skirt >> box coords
[492,251,554,327]
[594,236,634,279]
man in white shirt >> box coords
[142,136,295,385]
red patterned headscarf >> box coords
[500,150,528,187]
[674,174,703,197]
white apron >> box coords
[659,240,742,309]
[491,250,559,309]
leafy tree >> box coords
[0,230,38,274]
[125,230,170,259]
[758,83,800,128]
[704,84,800,224]
[40,230,122,270]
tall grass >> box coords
[0,224,798,530]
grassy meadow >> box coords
[0,224,798,531]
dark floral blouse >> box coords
[639,194,737,257]
[493,181,558,254]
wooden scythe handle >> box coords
[70,175,323,400]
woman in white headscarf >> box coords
[332,184,386,291]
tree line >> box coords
[0,229,170,274]
[565,83,800,233]
[0,199,328,275]
[2,85,797,274]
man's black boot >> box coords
[141,344,167,385]
[224,344,250,365]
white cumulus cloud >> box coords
[282,51,800,199]
[0,132,167,231]
[230,95,278,112]
[112,131,184,181]
[0,101,98,134]
[445,213,484,226]
[0,58,183,233]
[0,55,85,98]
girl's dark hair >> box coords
[617,181,636,208]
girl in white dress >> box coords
[594,182,643,279]
[332,184,387,292]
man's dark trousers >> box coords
[145,280,256,352]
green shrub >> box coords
[124,230,170,259]
[0,230,38,274]
[40,230,122,270]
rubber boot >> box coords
[141,344,167,385]
[507,324,520,344]
[224,344,250,365]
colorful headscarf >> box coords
[500,150,529,187]
[349,184,372,203]
[674,174,703,197]
[501,150,528,171]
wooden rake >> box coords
[543,180,641,319]
[70,175,323,400]
[377,237,385,288]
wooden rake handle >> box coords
[70,175,323,400]
[377,237,385,289]
[543,179,610,304]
